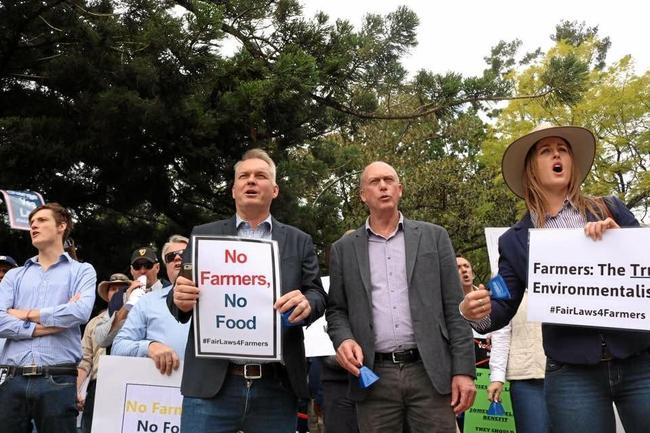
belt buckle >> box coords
[243,364,262,379]
[22,364,42,376]
[391,352,402,364]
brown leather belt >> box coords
[375,348,420,364]
[1,364,78,377]
[228,363,282,380]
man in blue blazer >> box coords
[327,161,475,433]
[168,149,326,433]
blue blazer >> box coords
[488,196,650,364]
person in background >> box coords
[112,235,190,375]
[77,273,131,433]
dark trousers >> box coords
[80,379,97,433]
[0,374,78,433]
[322,379,358,433]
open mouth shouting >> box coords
[552,162,563,174]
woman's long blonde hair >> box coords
[522,138,608,227]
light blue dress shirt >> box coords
[0,253,97,366]
[112,286,190,358]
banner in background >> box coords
[0,190,44,230]
[463,369,517,433]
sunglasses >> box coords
[164,249,185,264]
[132,261,154,271]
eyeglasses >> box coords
[164,249,185,264]
[132,261,154,271]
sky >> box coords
[301,0,649,77]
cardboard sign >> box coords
[463,369,517,433]
[192,236,282,360]
[92,356,183,433]
[528,228,650,330]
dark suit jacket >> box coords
[326,218,475,401]
[167,216,327,399]
[489,196,650,364]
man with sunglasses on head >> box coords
[95,246,165,351]
[113,236,190,375]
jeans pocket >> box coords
[47,374,76,387]
[545,357,565,374]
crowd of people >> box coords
[1,124,649,433]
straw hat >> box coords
[501,124,596,198]
[97,273,132,302]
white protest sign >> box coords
[484,227,509,276]
[304,276,335,357]
[92,356,183,433]
[528,228,650,330]
[192,236,282,360]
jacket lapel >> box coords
[353,227,372,300]
[403,219,421,285]
[271,217,287,259]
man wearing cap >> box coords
[113,235,190,375]
[94,246,164,350]
[0,255,18,282]
[169,149,327,433]
[326,161,476,433]
[0,202,96,433]
[77,273,130,433]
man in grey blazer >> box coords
[168,149,327,433]
[326,161,476,433]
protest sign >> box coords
[0,190,44,230]
[192,235,282,360]
[528,228,650,330]
[92,356,183,433]
[463,369,516,433]
[304,276,335,357]
[484,227,508,276]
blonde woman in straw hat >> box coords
[459,124,650,433]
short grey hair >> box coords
[233,148,277,183]
[162,234,189,263]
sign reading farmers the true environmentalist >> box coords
[528,228,650,331]
[0,190,45,230]
[192,235,282,360]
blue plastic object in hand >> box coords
[281,307,306,327]
[487,274,511,300]
[487,400,506,416]
[359,366,379,388]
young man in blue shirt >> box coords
[0,202,96,433]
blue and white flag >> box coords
[0,190,45,230]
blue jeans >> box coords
[180,374,297,433]
[509,379,550,433]
[0,373,78,433]
[545,351,650,433]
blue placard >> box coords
[0,190,45,231]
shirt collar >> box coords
[365,212,404,238]
[26,252,73,266]
[236,213,273,232]
[530,197,576,221]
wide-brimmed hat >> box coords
[97,273,132,302]
[501,124,596,198]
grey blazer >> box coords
[168,216,327,399]
[326,218,475,400]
